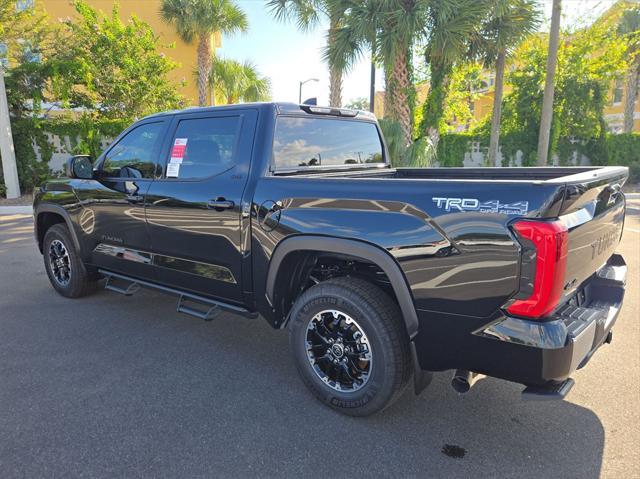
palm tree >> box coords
[418,0,491,148]
[267,0,347,107]
[618,5,640,134]
[160,0,248,107]
[536,0,561,166]
[478,0,541,166]
[327,0,425,144]
[209,58,271,104]
[324,0,382,112]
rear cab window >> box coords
[164,116,241,180]
[272,116,385,171]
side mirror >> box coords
[66,155,94,179]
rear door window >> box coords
[164,116,241,179]
[272,117,384,170]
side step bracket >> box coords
[177,295,220,321]
[104,275,141,296]
[522,378,575,401]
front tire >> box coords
[288,277,412,416]
[43,224,98,298]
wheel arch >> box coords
[265,235,419,339]
[35,205,80,254]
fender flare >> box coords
[34,204,81,252]
[265,235,419,339]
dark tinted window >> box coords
[273,117,383,169]
[102,122,164,179]
[166,116,240,179]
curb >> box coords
[0,206,33,215]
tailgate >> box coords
[556,167,628,302]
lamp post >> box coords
[298,78,319,104]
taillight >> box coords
[507,220,568,319]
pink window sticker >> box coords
[171,138,188,158]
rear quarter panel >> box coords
[251,175,566,319]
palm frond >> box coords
[266,0,323,32]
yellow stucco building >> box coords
[40,0,220,106]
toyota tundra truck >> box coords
[33,102,628,416]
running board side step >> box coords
[521,378,575,401]
[177,295,220,321]
[105,275,141,296]
[99,269,257,320]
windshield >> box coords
[272,116,384,170]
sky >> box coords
[218,0,620,106]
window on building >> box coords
[102,122,165,179]
[15,0,34,12]
[22,44,40,63]
[165,116,241,179]
[0,43,8,69]
[612,79,624,105]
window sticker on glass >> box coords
[167,161,181,178]
[171,138,188,159]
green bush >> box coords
[379,119,435,167]
[437,133,478,167]
[628,162,640,184]
[1,116,130,196]
[607,133,640,166]
[432,132,640,182]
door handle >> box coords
[126,194,144,203]
[207,198,235,210]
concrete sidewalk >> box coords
[0,205,32,215]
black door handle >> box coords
[207,199,235,210]
[126,194,144,203]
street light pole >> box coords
[298,78,319,104]
[0,64,20,199]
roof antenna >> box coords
[302,97,317,106]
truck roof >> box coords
[142,102,376,121]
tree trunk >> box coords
[419,59,451,152]
[386,48,412,145]
[369,58,376,113]
[537,0,562,166]
[329,64,342,107]
[623,58,639,134]
[488,49,506,167]
[197,35,212,107]
[328,15,342,107]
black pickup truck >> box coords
[34,103,628,416]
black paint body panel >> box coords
[33,102,629,388]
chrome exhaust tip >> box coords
[451,369,485,394]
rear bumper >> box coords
[413,254,627,387]
[477,254,626,384]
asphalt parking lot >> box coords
[0,199,638,478]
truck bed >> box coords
[282,165,625,183]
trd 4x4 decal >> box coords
[432,197,529,215]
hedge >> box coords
[0,117,129,194]
[437,132,640,182]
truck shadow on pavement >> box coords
[0,215,605,478]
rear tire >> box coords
[43,224,98,298]
[288,277,412,416]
